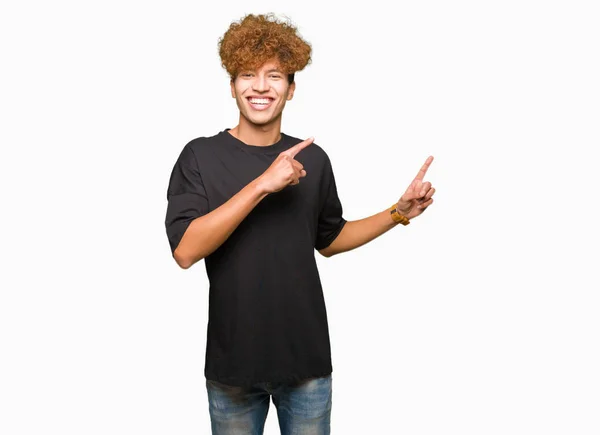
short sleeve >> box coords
[165,144,209,254]
[315,156,347,250]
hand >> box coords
[396,156,436,220]
[256,137,314,194]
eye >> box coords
[240,72,253,78]
[269,74,282,79]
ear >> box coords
[286,81,296,101]
[230,79,235,98]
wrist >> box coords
[250,176,271,198]
[389,203,410,225]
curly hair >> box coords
[218,14,312,83]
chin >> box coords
[244,112,281,127]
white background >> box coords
[1,0,599,434]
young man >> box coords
[165,13,435,435]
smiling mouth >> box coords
[247,97,274,110]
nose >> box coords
[252,75,269,92]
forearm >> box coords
[174,178,269,268]
[320,207,399,257]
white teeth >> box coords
[249,98,271,105]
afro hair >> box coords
[218,14,312,82]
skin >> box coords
[317,156,434,258]
[172,58,436,268]
[228,59,296,147]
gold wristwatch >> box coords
[389,204,410,225]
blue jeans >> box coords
[206,374,332,434]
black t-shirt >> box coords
[165,129,346,387]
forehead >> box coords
[241,59,284,73]
[260,59,283,71]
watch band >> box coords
[389,204,410,225]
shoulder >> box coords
[185,131,223,154]
[175,131,224,163]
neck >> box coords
[229,114,282,146]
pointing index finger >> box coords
[286,137,314,158]
[414,155,434,181]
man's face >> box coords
[230,59,295,127]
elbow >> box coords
[318,246,336,258]
[176,259,193,270]
[173,248,197,269]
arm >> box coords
[318,156,437,258]
[174,179,268,269]
[172,137,315,269]
[318,207,398,257]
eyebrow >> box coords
[239,68,283,75]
